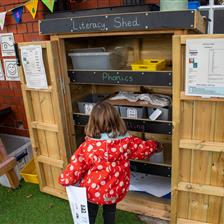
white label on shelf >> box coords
[127,108,137,118]
[149,108,162,121]
[84,104,94,115]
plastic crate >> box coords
[119,106,147,119]
[68,47,128,70]
[78,94,108,115]
[188,1,200,9]
[147,107,171,121]
[20,159,39,184]
[0,134,32,188]
[131,59,166,71]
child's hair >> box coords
[85,101,127,138]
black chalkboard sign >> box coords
[40,10,196,35]
[68,70,172,87]
[73,113,172,135]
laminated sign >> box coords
[66,186,90,224]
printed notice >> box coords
[186,38,224,97]
[0,33,15,57]
[66,186,90,224]
[21,45,48,89]
[4,59,19,81]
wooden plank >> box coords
[177,182,224,197]
[24,86,53,92]
[51,37,75,156]
[178,101,193,219]
[177,218,212,224]
[31,122,59,132]
[180,139,224,153]
[0,157,17,176]
[180,92,224,102]
[37,155,64,168]
[171,35,182,224]
[117,192,170,221]
[42,186,67,200]
[180,34,224,44]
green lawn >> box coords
[0,181,144,224]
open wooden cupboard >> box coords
[17,11,224,224]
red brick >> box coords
[7,24,17,33]
[21,13,34,23]
[14,34,24,42]
[27,22,33,32]
[97,0,110,8]
[109,0,122,7]
[0,88,14,96]
[38,34,50,41]
[5,15,16,25]
[32,22,39,32]
[17,23,27,34]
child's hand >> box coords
[155,142,163,153]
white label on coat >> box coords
[66,186,90,224]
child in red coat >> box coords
[58,101,158,224]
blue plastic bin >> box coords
[188,0,200,9]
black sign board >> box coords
[40,10,196,35]
[73,113,172,135]
[69,70,172,87]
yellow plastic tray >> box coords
[20,159,39,184]
[131,59,166,71]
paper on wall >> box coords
[66,186,90,224]
[129,172,171,197]
[186,38,224,98]
[4,59,19,81]
[21,45,48,89]
[0,33,15,57]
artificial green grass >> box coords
[0,181,144,224]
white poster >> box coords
[66,186,90,224]
[186,38,224,98]
[21,45,48,89]
[0,33,15,57]
[4,59,19,81]
[0,61,4,80]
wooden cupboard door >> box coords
[172,35,224,224]
[18,41,73,199]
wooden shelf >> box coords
[68,70,172,87]
[73,113,172,135]
[117,191,170,221]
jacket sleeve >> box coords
[128,136,158,160]
[58,142,92,186]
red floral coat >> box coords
[58,135,157,205]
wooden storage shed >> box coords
[17,9,224,223]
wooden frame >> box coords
[18,41,74,199]
[172,34,224,224]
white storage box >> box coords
[0,134,32,187]
[68,47,128,70]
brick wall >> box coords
[0,1,49,136]
[0,0,159,137]
[68,0,159,10]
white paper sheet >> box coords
[21,45,48,89]
[4,59,19,81]
[0,33,15,57]
[129,172,171,197]
[0,61,4,80]
[66,186,90,224]
[186,38,224,97]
